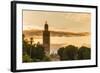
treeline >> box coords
[22,35,91,62]
[58,45,91,61]
[23,37,50,62]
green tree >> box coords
[64,45,78,60]
[23,53,32,62]
[22,34,32,56]
[31,43,45,61]
[57,45,78,60]
[78,46,91,60]
[22,34,51,62]
[42,56,51,61]
[57,47,65,60]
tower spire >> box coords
[45,21,47,24]
[45,20,48,31]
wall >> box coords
[0,0,99,73]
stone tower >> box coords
[43,21,50,55]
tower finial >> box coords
[45,20,47,24]
[44,21,48,31]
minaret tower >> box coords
[43,21,50,55]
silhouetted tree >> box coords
[31,43,45,61]
[23,34,30,56]
[78,46,91,60]
[58,47,65,60]
[64,45,78,60]
[57,45,78,60]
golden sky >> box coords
[23,10,91,47]
[23,10,91,33]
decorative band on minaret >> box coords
[43,21,50,55]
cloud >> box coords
[23,29,90,38]
[50,30,90,37]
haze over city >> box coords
[23,10,91,53]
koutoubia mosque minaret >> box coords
[43,21,50,55]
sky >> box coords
[23,10,91,33]
[22,10,91,48]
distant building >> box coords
[43,21,50,55]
